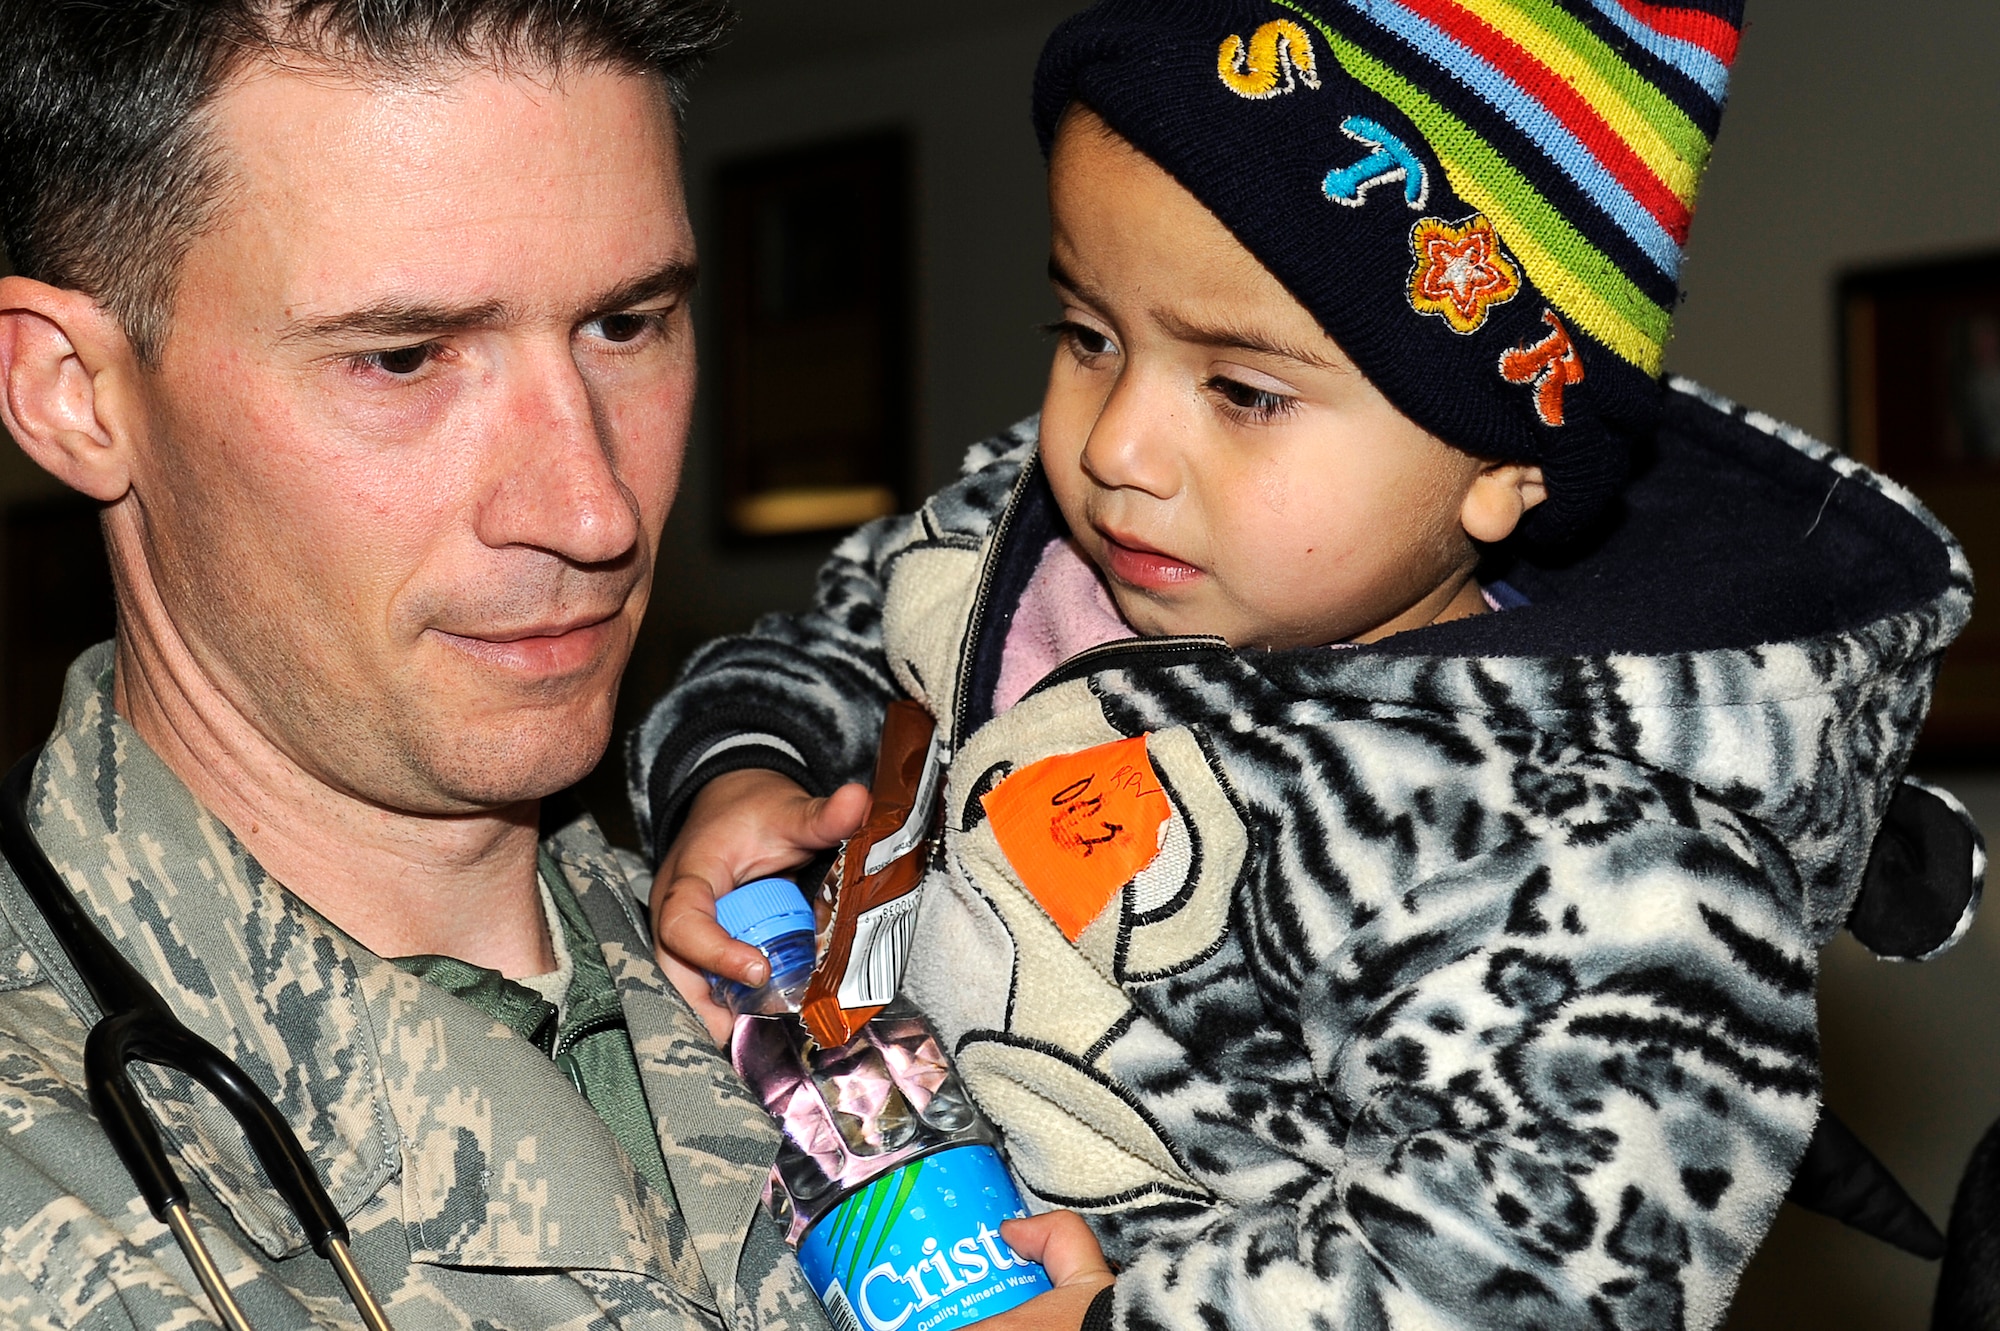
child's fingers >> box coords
[981,1214,1115,1330]
[684,769,860,869]
[654,771,868,986]
[656,948,736,1046]
[799,782,872,850]
[998,1213,1113,1288]
[652,869,771,983]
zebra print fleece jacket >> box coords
[629,379,1972,1331]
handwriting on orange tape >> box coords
[982,735,1171,940]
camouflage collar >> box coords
[0,646,776,1319]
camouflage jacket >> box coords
[0,645,828,1331]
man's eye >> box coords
[363,343,436,376]
[591,312,660,345]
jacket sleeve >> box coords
[1101,805,1822,1331]
[626,420,1039,863]
[0,1035,175,1331]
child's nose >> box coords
[1079,375,1181,499]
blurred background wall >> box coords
[0,0,1994,1324]
[626,1,1080,679]
[597,0,1084,835]
[1653,4,2000,1325]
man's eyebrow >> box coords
[1151,309,1347,372]
[276,260,700,345]
[582,260,700,322]
[277,298,509,345]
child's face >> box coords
[1040,110,1540,650]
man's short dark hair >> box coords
[0,0,735,364]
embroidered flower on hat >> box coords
[1408,214,1522,334]
[1217,20,1320,99]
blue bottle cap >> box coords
[715,878,816,953]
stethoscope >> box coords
[0,751,396,1331]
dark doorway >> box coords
[2,497,115,765]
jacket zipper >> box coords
[947,455,1044,752]
[948,453,1235,739]
[944,454,1232,783]
[1017,634,1231,704]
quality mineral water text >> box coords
[847,1223,1035,1331]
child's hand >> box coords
[981,1213,1115,1329]
[650,768,871,1043]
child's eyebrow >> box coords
[1150,311,1347,373]
[1048,256,1347,373]
[1047,257,1101,307]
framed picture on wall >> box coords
[1840,251,2000,754]
[714,130,913,540]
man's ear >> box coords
[1459,461,1548,544]
[0,276,142,503]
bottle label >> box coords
[797,1146,1053,1331]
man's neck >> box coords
[109,628,556,981]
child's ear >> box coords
[0,276,142,503]
[1459,461,1548,544]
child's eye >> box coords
[1044,320,1119,361]
[1208,375,1298,423]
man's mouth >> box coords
[1095,527,1203,591]
[432,612,624,676]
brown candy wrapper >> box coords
[800,699,946,1049]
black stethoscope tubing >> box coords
[0,749,395,1331]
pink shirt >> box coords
[993,538,1133,714]
[992,538,1517,714]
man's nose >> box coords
[1078,368,1182,499]
[476,347,640,566]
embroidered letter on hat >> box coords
[1408,214,1521,334]
[1217,20,1320,99]
[1500,310,1586,427]
[1323,116,1429,209]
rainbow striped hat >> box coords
[1033,0,1743,539]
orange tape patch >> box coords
[982,736,1172,941]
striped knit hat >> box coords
[1033,0,1743,540]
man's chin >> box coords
[399,707,617,812]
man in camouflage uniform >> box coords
[0,650,824,1329]
[0,2,830,1327]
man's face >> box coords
[132,61,696,812]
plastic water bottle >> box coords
[715,879,1054,1331]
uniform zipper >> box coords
[552,1011,629,1097]
[555,1012,628,1058]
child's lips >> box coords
[1097,528,1203,589]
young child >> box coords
[632,2,1973,1326]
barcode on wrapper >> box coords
[835,890,923,1009]
[822,1282,865,1331]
